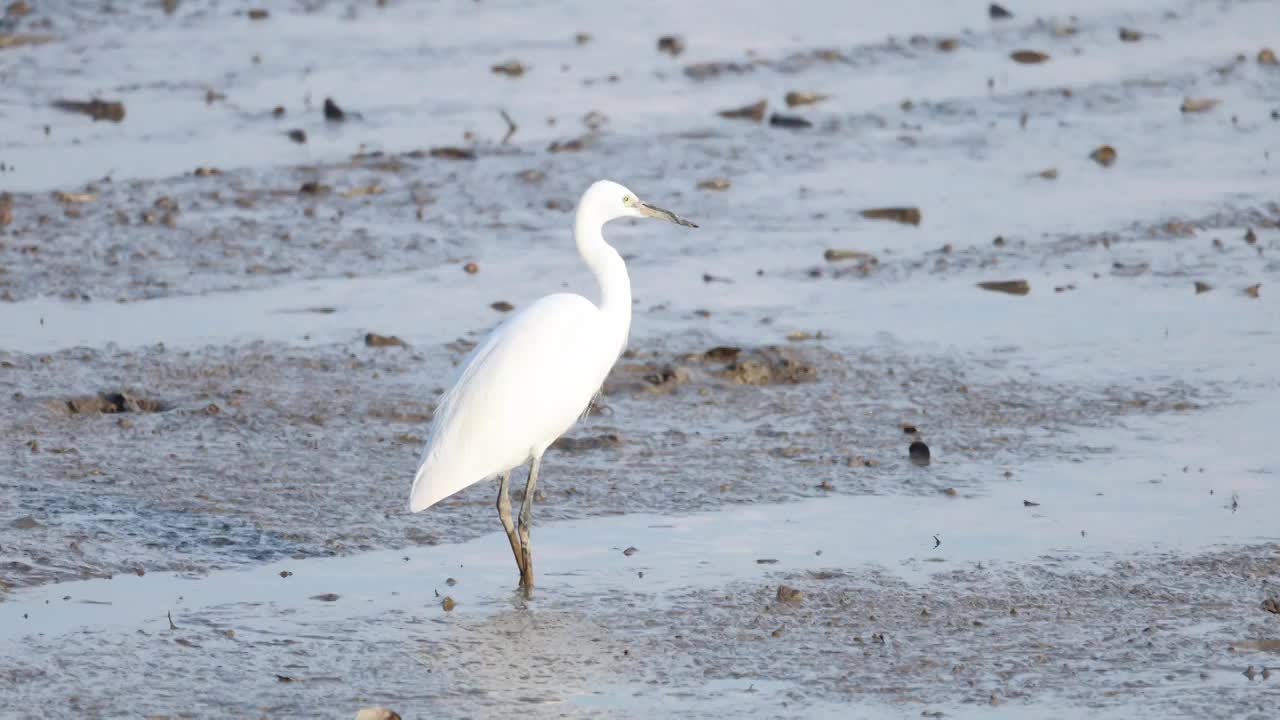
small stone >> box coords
[1010,50,1049,64]
[463,262,479,274]
[491,301,515,312]
[247,8,269,20]
[287,129,307,144]
[355,708,402,720]
[310,593,339,602]
[622,546,639,557]
[909,440,930,465]
[1194,281,1212,294]
[441,596,456,611]
[1090,145,1118,167]
[323,97,346,122]
[657,36,685,56]
[989,3,1013,20]
[1259,48,1278,66]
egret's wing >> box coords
[409,294,606,511]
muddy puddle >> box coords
[2,0,1279,717]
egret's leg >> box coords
[517,455,541,591]
[496,470,524,577]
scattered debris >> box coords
[657,35,685,56]
[1010,50,1050,64]
[429,147,476,160]
[1180,97,1221,114]
[364,333,405,348]
[718,99,767,122]
[785,91,828,108]
[491,60,526,77]
[51,99,125,122]
[59,392,167,414]
[1089,145,1118,167]
[548,137,587,153]
[989,3,1013,20]
[0,33,57,50]
[769,113,812,129]
[697,178,731,191]
[776,585,803,604]
[860,207,921,225]
[323,97,345,122]
[823,249,874,262]
[977,279,1030,295]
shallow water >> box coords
[2,0,1279,717]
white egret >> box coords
[408,179,697,592]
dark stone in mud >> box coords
[1263,597,1279,614]
[769,113,812,129]
[989,3,1013,19]
[323,97,345,122]
[657,35,685,56]
[1194,281,1213,294]
[1119,27,1144,42]
[490,301,514,312]
[310,593,339,602]
[622,546,638,557]
[977,279,1030,295]
[364,332,406,348]
[60,391,167,414]
[287,129,307,144]
[909,440,930,465]
[12,516,41,530]
[860,207,921,226]
[247,8,268,20]
[1023,499,1040,507]
[299,181,330,195]
[552,433,622,452]
[51,98,125,123]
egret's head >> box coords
[580,179,698,228]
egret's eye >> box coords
[622,195,631,205]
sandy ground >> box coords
[1,0,1279,717]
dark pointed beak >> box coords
[638,202,698,228]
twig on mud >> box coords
[499,109,518,144]
[167,610,177,630]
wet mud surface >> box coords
[2,0,1279,716]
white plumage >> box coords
[407,179,696,591]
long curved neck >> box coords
[575,211,632,355]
